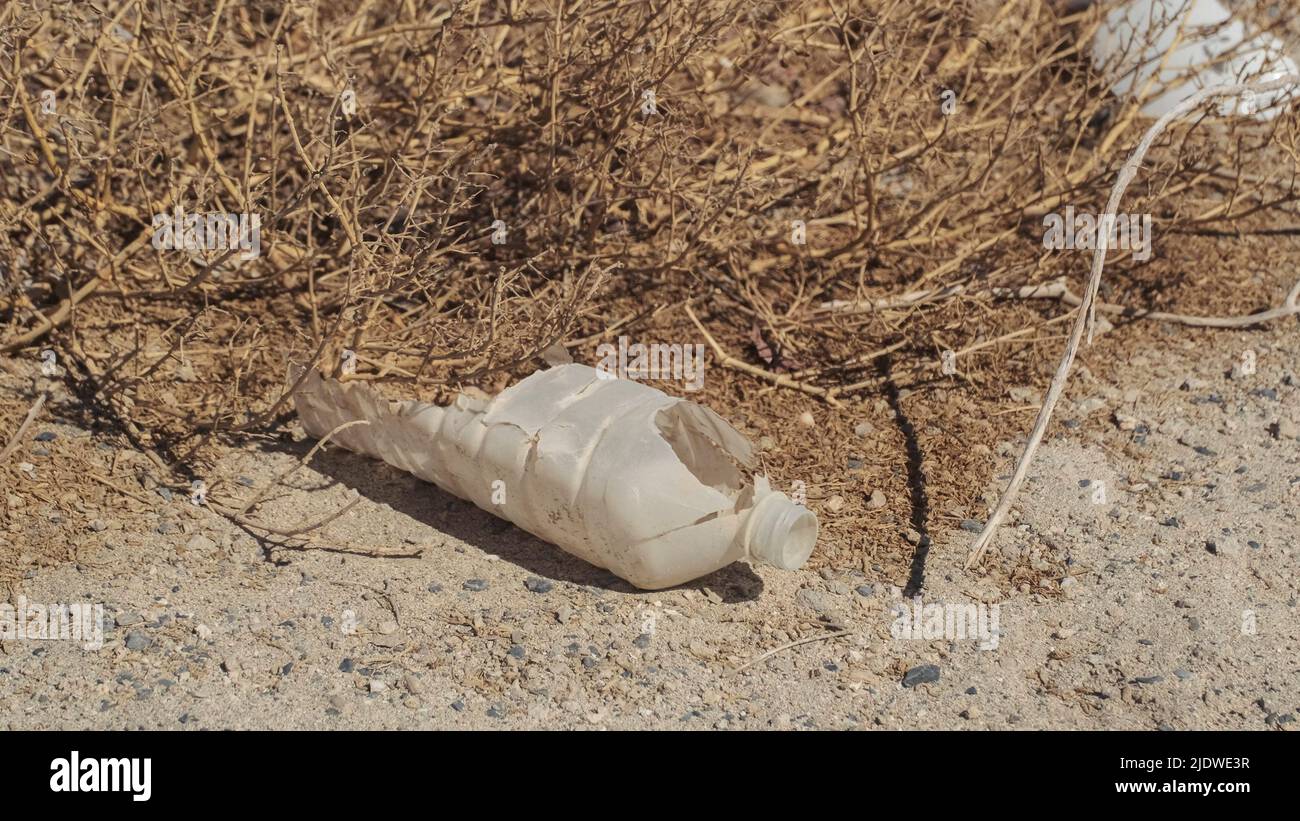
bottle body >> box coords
[292,364,816,589]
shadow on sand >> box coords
[254,440,765,603]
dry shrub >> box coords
[2,0,1299,581]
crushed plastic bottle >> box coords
[1091,0,1297,120]
[291,363,818,589]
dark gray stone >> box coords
[124,631,150,651]
[523,577,553,594]
[902,664,940,688]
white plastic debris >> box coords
[1091,0,1297,120]
[291,363,817,589]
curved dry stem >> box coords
[966,73,1300,571]
[235,418,370,516]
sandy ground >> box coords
[0,321,1297,730]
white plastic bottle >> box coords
[1091,0,1297,120]
[291,364,817,589]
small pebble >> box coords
[902,664,940,688]
[523,577,553,594]
[124,631,150,651]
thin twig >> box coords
[236,419,370,516]
[88,473,155,505]
[730,628,853,675]
[1,392,48,463]
[1010,279,1300,328]
[218,492,363,538]
[686,304,844,407]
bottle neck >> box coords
[743,490,818,571]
